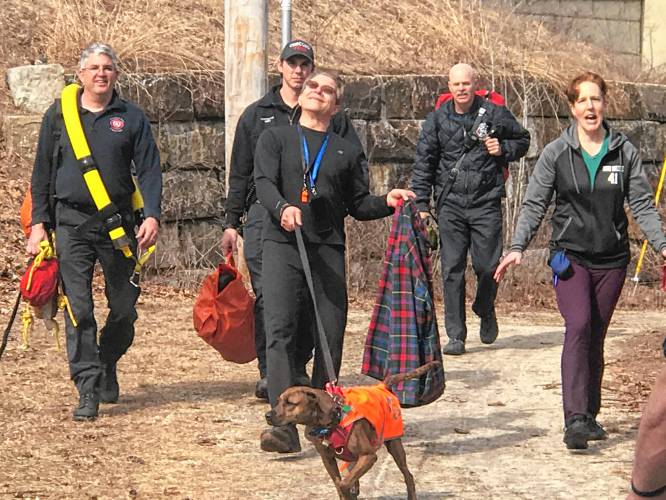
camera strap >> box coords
[297,124,330,202]
[439,105,488,205]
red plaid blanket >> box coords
[362,200,445,407]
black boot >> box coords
[260,424,301,453]
[73,392,99,421]
[255,378,268,401]
[99,363,119,404]
[293,367,311,387]
[443,339,465,355]
[479,312,499,344]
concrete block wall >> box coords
[4,69,666,272]
[498,0,643,68]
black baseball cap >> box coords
[280,40,314,62]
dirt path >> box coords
[0,289,661,499]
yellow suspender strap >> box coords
[60,83,133,258]
[60,83,155,280]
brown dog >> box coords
[266,361,442,500]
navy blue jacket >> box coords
[411,95,530,210]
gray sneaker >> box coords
[563,415,589,450]
[587,418,608,441]
[443,340,466,355]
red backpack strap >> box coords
[435,92,453,110]
[435,89,505,109]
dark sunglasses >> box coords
[304,79,336,97]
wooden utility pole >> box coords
[224,0,268,187]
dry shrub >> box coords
[8,0,625,87]
[37,0,223,73]
[290,0,627,84]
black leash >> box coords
[0,290,22,361]
[294,225,337,386]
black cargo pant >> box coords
[55,204,140,396]
[262,239,347,407]
[437,198,503,342]
[243,203,313,379]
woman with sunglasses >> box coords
[255,70,414,453]
[494,72,666,450]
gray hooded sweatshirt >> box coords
[510,122,666,269]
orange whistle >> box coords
[301,187,309,203]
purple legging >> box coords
[554,261,626,424]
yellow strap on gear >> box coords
[131,175,145,213]
[61,83,133,258]
[57,294,78,327]
[60,83,154,278]
[20,304,33,349]
[25,240,55,291]
[44,318,61,351]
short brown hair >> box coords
[566,72,607,104]
[303,70,344,104]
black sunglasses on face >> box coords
[304,79,336,97]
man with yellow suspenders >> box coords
[27,42,162,421]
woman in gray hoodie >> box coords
[494,72,666,450]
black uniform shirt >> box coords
[254,125,391,246]
[31,91,162,226]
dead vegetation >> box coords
[0,0,636,79]
[0,0,664,308]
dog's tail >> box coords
[383,360,442,387]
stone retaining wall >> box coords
[4,67,666,271]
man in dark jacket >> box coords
[410,63,530,355]
[220,40,365,398]
[27,42,162,420]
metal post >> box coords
[281,0,292,49]
[224,0,268,188]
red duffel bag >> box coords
[20,242,59,307]
[193,256,256,363]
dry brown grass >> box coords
[38,0,223,73]
[291,0,626,85]
[2,0,627,85]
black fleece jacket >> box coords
[511,122,666,268]
[224,84,365,229]
[254,125,391,246]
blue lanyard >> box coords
[298,125,330,187]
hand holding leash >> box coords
[281,206,302,232]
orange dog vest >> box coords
[323,384,403,462]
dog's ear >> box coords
[306,391,318,402]
[312,391,340,426]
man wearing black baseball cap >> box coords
[279,39,314,62]
[220,40,365,401]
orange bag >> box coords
[193,257,256,363]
